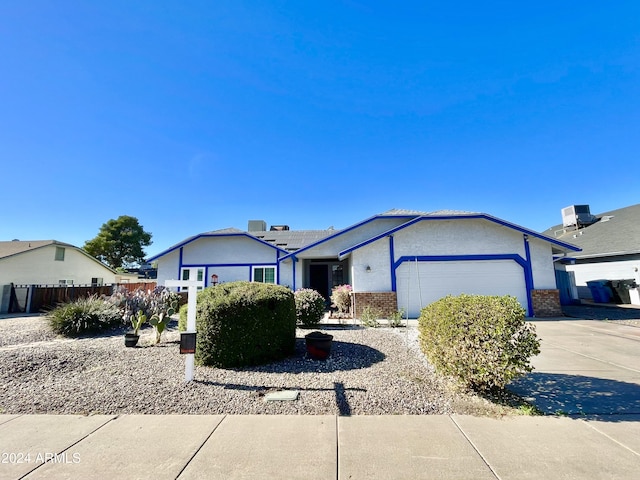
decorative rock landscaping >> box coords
[0,315,516,416]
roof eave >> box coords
[146,232,288,262]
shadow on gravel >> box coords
[192,339,386,373]
[509,372,640,418]
[238,338,386,374]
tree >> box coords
[84,216,152,269]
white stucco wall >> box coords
[155,235,285,288]
[0,245,116,285]
[297,217,410,259]
[528,239,557,289]
[351,240,392,292]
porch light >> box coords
[366,265,371,272]
[211,274,219,286]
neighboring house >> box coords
[0,240,117,286]
[148,209,580,318]
[544,204,640,302]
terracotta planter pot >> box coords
[305,331,333,360]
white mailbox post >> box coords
[164,279,204,382]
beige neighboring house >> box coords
[0,240,117,287]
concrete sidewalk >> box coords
[1,413,639,479]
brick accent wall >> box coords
[531,289,563,317]
[351,292,398,318]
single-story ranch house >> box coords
[0,240,118,287]
[148,209,581,318]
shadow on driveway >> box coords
[562,304,640,321]
[509,372,640,418]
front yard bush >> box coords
[418,294,540,391]
[178,303,188,331]
[195,281,296,368]
[331,284,352,314]
[294,288,325,327]
[48,295,124,337]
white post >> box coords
[164,279,204,382]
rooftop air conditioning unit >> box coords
[248,220,267,232]
[562,205,598,228]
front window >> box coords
[180,268,205,291]
[55,247,65,261]
[253,266,275,284]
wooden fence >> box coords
[8,282,157,313]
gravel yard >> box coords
[0,315,516,416]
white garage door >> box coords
[396,260,528,318]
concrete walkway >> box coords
[1,316,639,479]
[1,413,639,479]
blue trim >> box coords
[389,235,396,292]
[523,235,534,314]
[394,254,528,270]
[182,262,277,268]
[147,232,289,262]
[339,214,581,258]
[278,214,419,261]
[177,247,183,281]
[392,253,534,316]
[292,255,297,290]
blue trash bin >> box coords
[586,280,611,303]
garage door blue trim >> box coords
[392,252,533,315]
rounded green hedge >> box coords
[194,281,296,368]
[418,294,540,391]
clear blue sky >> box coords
[1,1,638,259]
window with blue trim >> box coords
[253,266,275,284]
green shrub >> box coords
[294,289,326,327]
[388,309,405,328]
[48,295,124,337]
[195,281,296,368]
[360,306,381,328]
[178,303,188,331]
[418,294,540,391]
[330,284,352,314]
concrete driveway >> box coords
[509,315,640,416]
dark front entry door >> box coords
[309,264,330,301]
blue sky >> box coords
[1,1,638,259]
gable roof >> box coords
[148,208,581,263]
[0,240,117,272]
[338,213,581,259]
[544,204,640,259]
[0,240,75,260]
[146,227,314,262]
